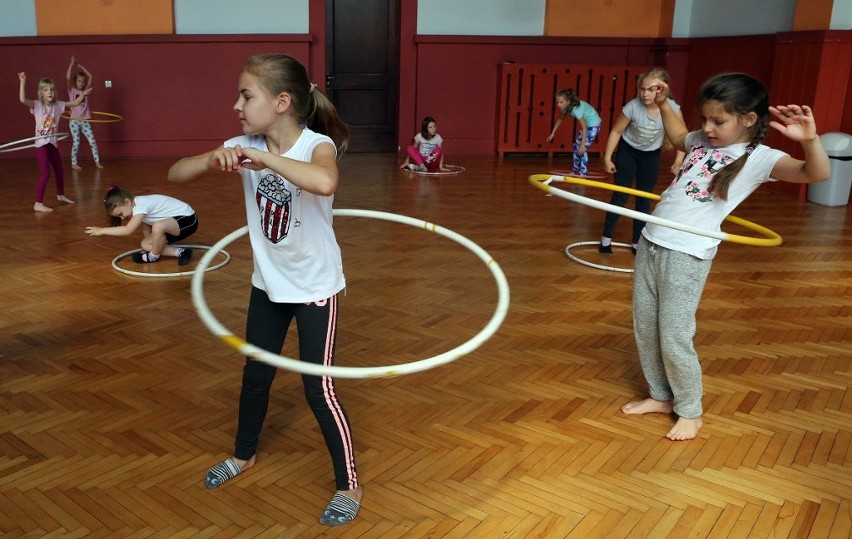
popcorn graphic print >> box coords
[256,174,292,243]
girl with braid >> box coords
[168,53,361,526]
[621,72,830,441]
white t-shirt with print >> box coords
[414,133,443,158]
[642,130,787,260]
[226,128,345,303]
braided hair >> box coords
[699,73,769,200]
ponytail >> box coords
[243,54,350,158]
[307,87,350,156]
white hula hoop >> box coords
[0,133,70,153]
[405,164,466,176]
[530,174,782,247]
[112,245,231,278]
[565,241,634,273]
[192,209,511,379]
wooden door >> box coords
[325,0,398,152]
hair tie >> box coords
[309,82,317,94]
[745,145,755,156]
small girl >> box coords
[84,186,197,265]
[547,88,602,176]
[18,72,90,212]
[66,56,103,170]
[400,115,446,172]
[600,68,686,254]
[622,72,830,441]
[168,53,362,526]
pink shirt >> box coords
[30,101,66,148]
[68,87,91,120]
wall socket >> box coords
[105,81,112,88]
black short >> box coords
[165,214,198,244]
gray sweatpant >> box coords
[632,236,712,418]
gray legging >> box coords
[632,236,712,418]
[69,119,101,165]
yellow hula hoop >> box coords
[529,174,782,247]
[61,111,124,123]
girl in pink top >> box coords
[18,72,90,212]
[66,56,103,170]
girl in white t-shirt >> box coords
[400,115,446,172]
[622,72,830,441]
[168,54,362,527]
[84,186,197,265]
[18,72,90,212]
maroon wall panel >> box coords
[496,63,653,156]
[402,36,675,156]
[1,35,312,160]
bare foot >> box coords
[621,398,673,415]
[33,202,53,212]
[96,163,104,169]
[71,164,82,170]
[57,195,76,204]
[666,416,703,441]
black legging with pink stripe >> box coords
[234,286,358,491]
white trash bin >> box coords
[807,132,852,206]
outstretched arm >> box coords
[66,56,76,87]
[768,105,830,184]
[168,147,229,183]
[548,116,563,142]
[85,214,144,236]
[18,72,34,107]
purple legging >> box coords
[35,143,65,203]
[407,145,443,172]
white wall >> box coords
[0,0,37,37]
[417,0,545,36]
[174,0,309,34]
[832,0,852,30]
[674,0,796,38]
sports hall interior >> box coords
[1,1,850,537]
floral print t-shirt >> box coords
[642,130,787,260]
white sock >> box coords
[600,237,612,247]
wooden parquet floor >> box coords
[0,153,850,538]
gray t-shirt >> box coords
[621,97,681,151]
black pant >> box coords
[601,139,661,243]
[234,286,358,491]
